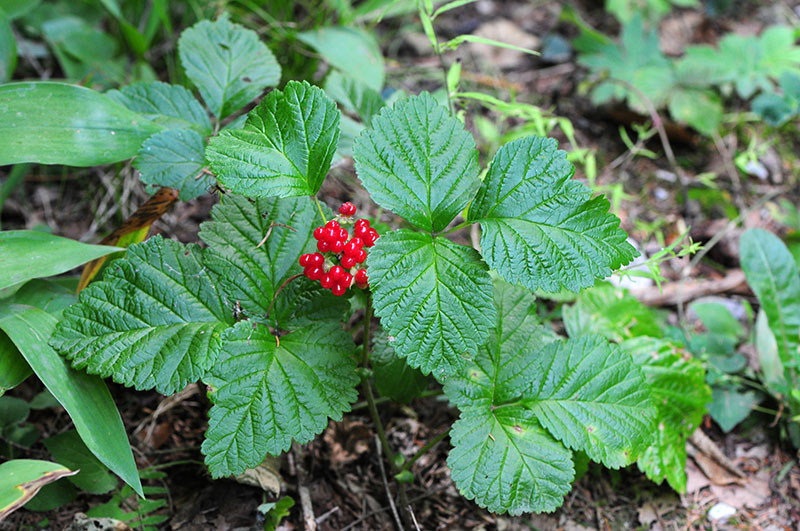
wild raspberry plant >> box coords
[50,81,664,515]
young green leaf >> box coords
[523,335,656,468]
[354,92,480,232]
[622,337,710,493]
[707,385,760,433]
[448,405,574,515]
[51,236,232,395]
[371,328,429,403]
[367,230,495,379]
[467,137,636,292]
[106,81,212,135]
[134,129,210,201]
[199,194,344,326]
[206,81,340,198]
[202,321,358,477]
[178,17,280,118]
[740,229,800,373]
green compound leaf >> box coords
[524,335,656,468]
[354,92,480,233]
[178,16,280,119]
[134,129,211,201]
[740,228,800,372]
[202,321,358,477]
[106,81,212,135]
[367,230,495,380]
[50,236,232,395]
[443,279,558,410]
[623,337,710,493]
[448,405,574,515]
[206,81,340,198]
[443,279,571,514]
[200,195,346,328]
[467,136,637,293]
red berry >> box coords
[344,240,360,255]
[354,248,367,263]
[332,284,347,296]
[330,239,344,253]
[310,253,324,266]
[320,273,334,289]
[299,253,310,267]
[338,227,349,241]
[339,202,356,216]
[325,220,340,230]
[356,282,368,289]
[341,255,356,269]
[329,265,345,282]
[322,227,336,241]
[355,269,368,284]
[353,222,369,238]
[313,227,324,240]
[341,272,353,287]
[306,266,323,280]
[355,218,370,228]
[317,239,329,252]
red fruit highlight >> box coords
[339,202,356,216]
[320,273,334,289]
[332,284,347,296]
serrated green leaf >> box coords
[740,229,800,374]
[324,70,384,127]
[199,195,346,327]
[448,405,574,515]
[178,17,280,118]
[563,282,663,342]
[106,81,211,135]
[468,137,636,293]
[297,27,383,92]
[623,337,710,493]
[202,321,358,477]
[134,129,210,201]
[371,328,429,403]
[206,81,340,198]
[523,335,656,468]
[443,279,557,409]
[367,230,495,379]
[354,92,480,232]
[50,235,232,395]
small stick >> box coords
[375,434,404,531]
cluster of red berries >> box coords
[298,202,378,296]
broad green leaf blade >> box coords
[354,92,480,232]
[106,81,212,135]
[43,430,117,494]
[0,8,15,83]
[367,230,495,379]
[371,328,429,403]
[0,82,162,166]
[0,459,76,521]
[708,385,760,433]
[467,136,637,292]
[623,337,710,493]
[524,335,656,468]
[690,301,743,339]
[8,279,77,320]
[297,27,384,91]
[740,229,800,373]
[199,195,345,328]
[324,70,384,126]
[0,332,31,396]
[563,283,663,342]
[448,405,574,515]
[0,306,142,497]
[202,321,358,477]
[133,129,211,201]
[443,279,557,409]
[0,230,123,291]
[755,310,786,394]
[50,235,232,395]
[178,17,281,118]
[206,81,340,198]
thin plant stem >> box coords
[399,428,450,473]
[314,196,328,224]
[351,389,443,411]
[440,220,472,237]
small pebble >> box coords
[708,502,736,521]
